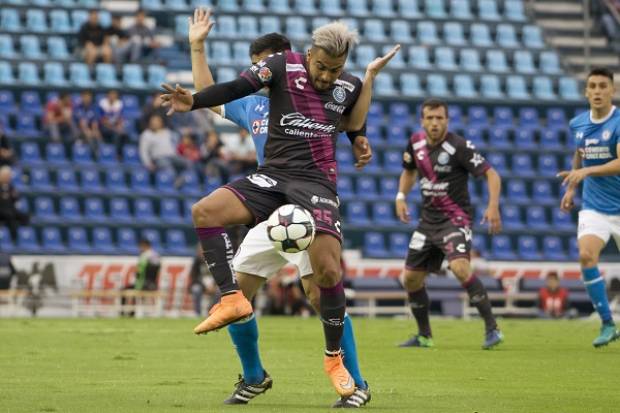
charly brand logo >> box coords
[332,86,346,103]
[325,101,345,114]
[280,112,337,133]
[295,76,307,90]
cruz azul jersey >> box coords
[222,95,269,165]
[402,132,491,226]
[241,51,362,184]
[569,106,620,215]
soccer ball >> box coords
[266,204,316,253]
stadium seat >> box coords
[69,63,95,88]
[496,24,519,48]
[147,65,166,88]
[479,74,503,99]
[523,25,545,49]
[460,49,482,72]
[96,64,120,88]
[0,90,16,114]
[526,206,550,230]
[59,197,82,222]
[21,142,43,164]
[450,0,473,19]
[425,0,447,18]
[506,75,530,99]
[346,201,371,225]
[487,128,510,149]
[122,145,142,167]
[389,232,409,258]
[34,196,57,222]
[454,74,477,98]
[68,227,92,254]
[44,62,68,87]
[21,35,45,59]
[504,0,527,21]
[540,130,562,149]
[532,181,555,206]
[513,129,537,150]
[537,154,558,177]
[84,197,107,222]
[506,179,529,204]
[546,107,567,129]
[18,63,41,86]
[135,198,157,223]
[464,127,486,149]
[0,35,17,59]
[518,107,539,129]
[104,169,128,193]
[92,227,117,254]
[356,177,379,200]
[542,236,567,261]
[539,51,561,74]
[20,91,43,116]
[31,167,54,192]
[71,10,89,31]
[214,16,236,38]
[386,125,407,144]
[42,227,66,254]
[108,197,132,223]
[408,46,432,70]
[123,64,146,89]
[468,106,488,126]
[81,170,104,193]
[417,21,440,45]
[175,15,189,36]
[356,45,377,67]
[154,170,176,194]
[347,0,370,16]
[238,16,258,38]
[260,16,281,33]
[165,229,192,255]
[57,169,79,192]
[533,77,557,100]
[486,50,509,72]
[502,205,524,230]
[444,22,467,46]
[514,50,536,74]
[363,232,390,258]
[427,74,450,97]
[130,169,154,194]
[391,20,412,42]
[285,17,308,40]
[518,236,543,261]
[141,229,162,251]
[0,9,21,32]
[14,113,40,138]
[337,176,354,199]
[512,154,535,177]
[372,202,397,225]
[17,227,40,253]
[551,208,575,232]
[559,77,581,101]
[117,228,140,255]
[493,107,513,127]
[364,19,386,42]
[435,47,458,71]
[398,0,421,17]
[379,176,399,200]
[470,23,493,46]
[374,73,397,96]
[478,0,501,20]
[0,226,13,252]
[491,235,517,260]
[72,143,94,165]
[50,10,72,33]
[160,199,183,224]
[46,143,68,166]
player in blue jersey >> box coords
[558,67,620,347]
[186,9,371,407]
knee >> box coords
[403,272,425,291]
[191,199,214,227]
[313,264,341,288]
[579,249,598,268]
[449,261,471,282]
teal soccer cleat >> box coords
[593,323,620,348]
[482,329,504,350]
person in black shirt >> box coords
[77,10,112,65]
[395,98,504,350]
[0,130,15,167]
[0,166,28,241]
[106,15,131,64]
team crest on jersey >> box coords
[438,151,450,165]
[252,120,261,134]
[333,86,346,103]
[602,130,611,141]
[258,67,272,83]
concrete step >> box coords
[532,1,583,14]
[547,36,608,48]
[566,55,620,66]
[536,18,592,31]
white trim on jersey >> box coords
[285,63,306,72]
[589,105,616,124]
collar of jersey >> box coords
[589,105,616,124]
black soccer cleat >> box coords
[223,370,273,405]
[332,382,371,408]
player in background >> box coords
[162,19,399,397]
[395,98,504,350]
[558,67,620,347]
[187,9,370,407]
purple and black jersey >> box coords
[241,51,362,185]
[402,132,490,227]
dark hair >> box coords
[587,67,614,82]
[249,33,292,58]
[139,238,151,246]
[546,271,559,280]
[421,98,448,118]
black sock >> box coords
[319,281,346,352]
[408,287,432,337]
[195,227,238,295]
[463,276,497,332]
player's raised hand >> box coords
[560,188,575,213]
[365,44,401,78]
[352,136,372,169]
[160,83,193,115]
[189,8,215,45]
[395,198,410,224]
[481,206,502,234]
[557,169,588,188]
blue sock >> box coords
[227,315,265,384]
[582,267,613,324]
[341,314,367,389]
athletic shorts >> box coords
[578,209,620,249]
[223,168,342,242]
[232,221,314,278]
[405,222,472,273]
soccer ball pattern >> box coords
[266,204,316,253]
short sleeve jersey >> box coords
[569,106,620,215]
[222,95,269,166]
[241,51,362,184]
[402,132,491,226]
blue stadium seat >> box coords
[523,25,545,49]
[532,181,555,206]
[147,65,166,88]
[506,75,530,99]
[398,0,421,17]
[179,170,202,196]
[68,227,92,254]
[388,233,409,258]
[92,227,117,254]
[84,197,107,221]
[387,125,407,143]
[232,41,250,65]
[542,236,567,261]
[96,64,120,88]
[374,73,397,96]
[448,105,463,127]
[155,170,176,194]
[337,176,354,199]
[468,106,488,126]
[379,176,399,200]
[373,0,395,16]
[109,197,132,222]
[435,47,457,71]
[496,24,519,48]
[42,227,66,254]
[130,169,154,194]
[540,130,561,149]
[514,129,537,150]
[71,10,89,31]
[336,149,355,173]
[18,63,41,86]
[518,236,543,261]
[20,91,43,116]
[356,45,377,67]
[364,232,390,258]
[460,49,482,71]
[60,197,82,222]
[72,143,94,165]
[57,169,79,192]
[506,179,529,204]
[141,229,162,251]
[50,10,72,33]
[425,0,447,18]
[294,0,317,13]
[427,74,450,97]
[69,63,95,88]
[464,127,486,149]
[454,74,477,98]
[512,154,535,177]
[122,145,142,167]
[518,107,539,129]
[546,107,566,129]
[491,235,517,260]
[472,233,487,256]
[34,196,57,222]
[347,0,370,16]
[242,0,264,12]
[105,169,128,193]
[142,0,163,9]
[408,46,432,70]
[0,35,17,59]
[384,44,406,68]
[123,64,146,89]
[514,50,536,74]
[390,100,411,124]
[31,167,54,191]
[526,206,549,230]
[493,107,513,128]
[450,0,473,19]
[391,20,412,42]
[364,19,386,42]
[15,113,40,138]
[238,16,258,38]
[214,15,236,38]
[175,15,189,36]
[135,198,157,223]
[21,142,43,164]
[165,229,192,255]
[21,35,45,60]
[559,77,580,101]
[0,90,16,114]
[259,16,280,33]
[486,50,509,72]
[470,23,493,46]
[537,154,558,177]
[444,22,466,46]
[417,21,439,45]
[161,198,183,224]
[551,208,574,232]
[0,9,21,32]
[285,17,308,40]
[372,202,397,225]
[356,177,379,200]
[533,77,556,100]
[120,95,141,121]
[164,0,189,11]
[502,205,524,230]
[118,228,139,255]
[504,0,527,21]
[487,128,511,149]
[478,0,501,20]
[539,51,561,74]
[347,201,371,225]
[44,62,68,87]
[81,170,103,193]
[18,227,40,253]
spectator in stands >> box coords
[263,268,313,316]
[98,90,128,156]
[44,92,78,143]
[189,243,218,316]
[106,15,131,64]
[199,130,230,182]
[78,10,113,65]
[539,272,569,318]
[0,130,15,167]
[177,132,201,165]
[139,114,190,174]
[0,166,29,241]
[222,128,258,176]
[127,9,161,62]
[0,250,16,291]
[139,92,170,130]
[121,238,161,316]
[74,91,102,151]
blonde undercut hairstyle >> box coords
[311,20,359,57]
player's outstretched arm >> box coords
[558,143,620,188]
[395,169,416,223]
[481,168,502,234]
[188,8,221,115]
[346,45,401,131]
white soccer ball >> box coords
[266,204,316,253]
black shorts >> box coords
[223,168,342,242]
[405,221,472,273]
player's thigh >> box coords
[236,272,266,301]
[191,187,254,227]
[402,269,428,291]
[232,221,291,278]
[404,228,441,284]
[308,233,342,287]
[300,275,320,313]
[286,181,343,242]
[577,235,606,267]
[577,210,611,266]
[448,258,471,282]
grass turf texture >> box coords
[1,317,619,413]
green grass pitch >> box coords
[1,317,619,413]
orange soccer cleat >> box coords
[323,352,355,397]
[193,290,253,334]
